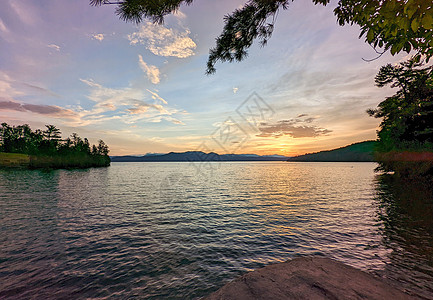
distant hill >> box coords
[287,141,377,162]
[111,151,290,162]
[111,141,378,163]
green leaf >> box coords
[391,43,398,55]
[411,18,420,31]
[406,5,418,19]
[422,14,433,29]
[400,18,410,30]
[367,29,374,43]
[390,41,404,56]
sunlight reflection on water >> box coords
[0,162,432,299]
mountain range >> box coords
[111,141,377,162]
[111,152,290,162]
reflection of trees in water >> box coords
[374,174,433,299]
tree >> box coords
[83,138,91,154]
[70,133,82,147]
[43,125,62,141]
[0,123,12,152]
[91,144,98,155]
[97,140,110,156]
[0,122,111,168]
[91,0,433,73]
[368,58,433,152]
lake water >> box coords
[0,162,432,299]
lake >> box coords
[0,162,432,299]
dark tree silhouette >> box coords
[368,58,433,152]
[91,0,433,73]
[97,139,110,156]
[43,125,62,141]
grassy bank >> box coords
[0,152,110,169]
[0,152,31,167]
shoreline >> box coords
[0,152,110,169]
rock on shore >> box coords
[206,256,415,300]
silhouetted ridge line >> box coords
[111,151,290,162]
[287,141,377,162]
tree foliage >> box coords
[0,123,111,168]
[368,58,433,152]
[91,0,433,73]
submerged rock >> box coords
[206,256,415,300]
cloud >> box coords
[0,98,79,119]
[0,70,60,98]
[257,117,332,138]
[20,82,61,98]
[146,89,167,104]
[92,33,104,41]
[47,44,60,51]
[128,21,196,58]
[164,116,185,125]
[0,100,24,111]
[138,55,160,84]
[9,1,37,25]
[173,10,187,19]
[0,18,8,33]
[79,78,149,110]
[0,73,18,96]
[126,101,167,114]
[79,78,183,126]
[79,78,102,89]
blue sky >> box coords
[0,0,409,155]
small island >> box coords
[0,123,110,169]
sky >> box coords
[0,0,410,156]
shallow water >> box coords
[0,162,432,299]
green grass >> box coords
[0,152,30,167]
[0,152,110,169]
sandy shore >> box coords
[206,256,416,300]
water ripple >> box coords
[0,162,432,299]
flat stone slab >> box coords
[206,256,415,300]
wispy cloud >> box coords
[138,55,160,84]
[0,72,60,98]
[79,78,102,89]
[173,10,187,19]
[146,89,167,104]
[0,73,18,96]
[0,18,8,33]
[128,21,196,58]
[92,33,104,41]
[20,82,61,98]
[0,99,23,111]
[164,116,185,125]
[47,44,60,51]
[126,102,167,114]
[79,78,183,126]
[0,98,79,119]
